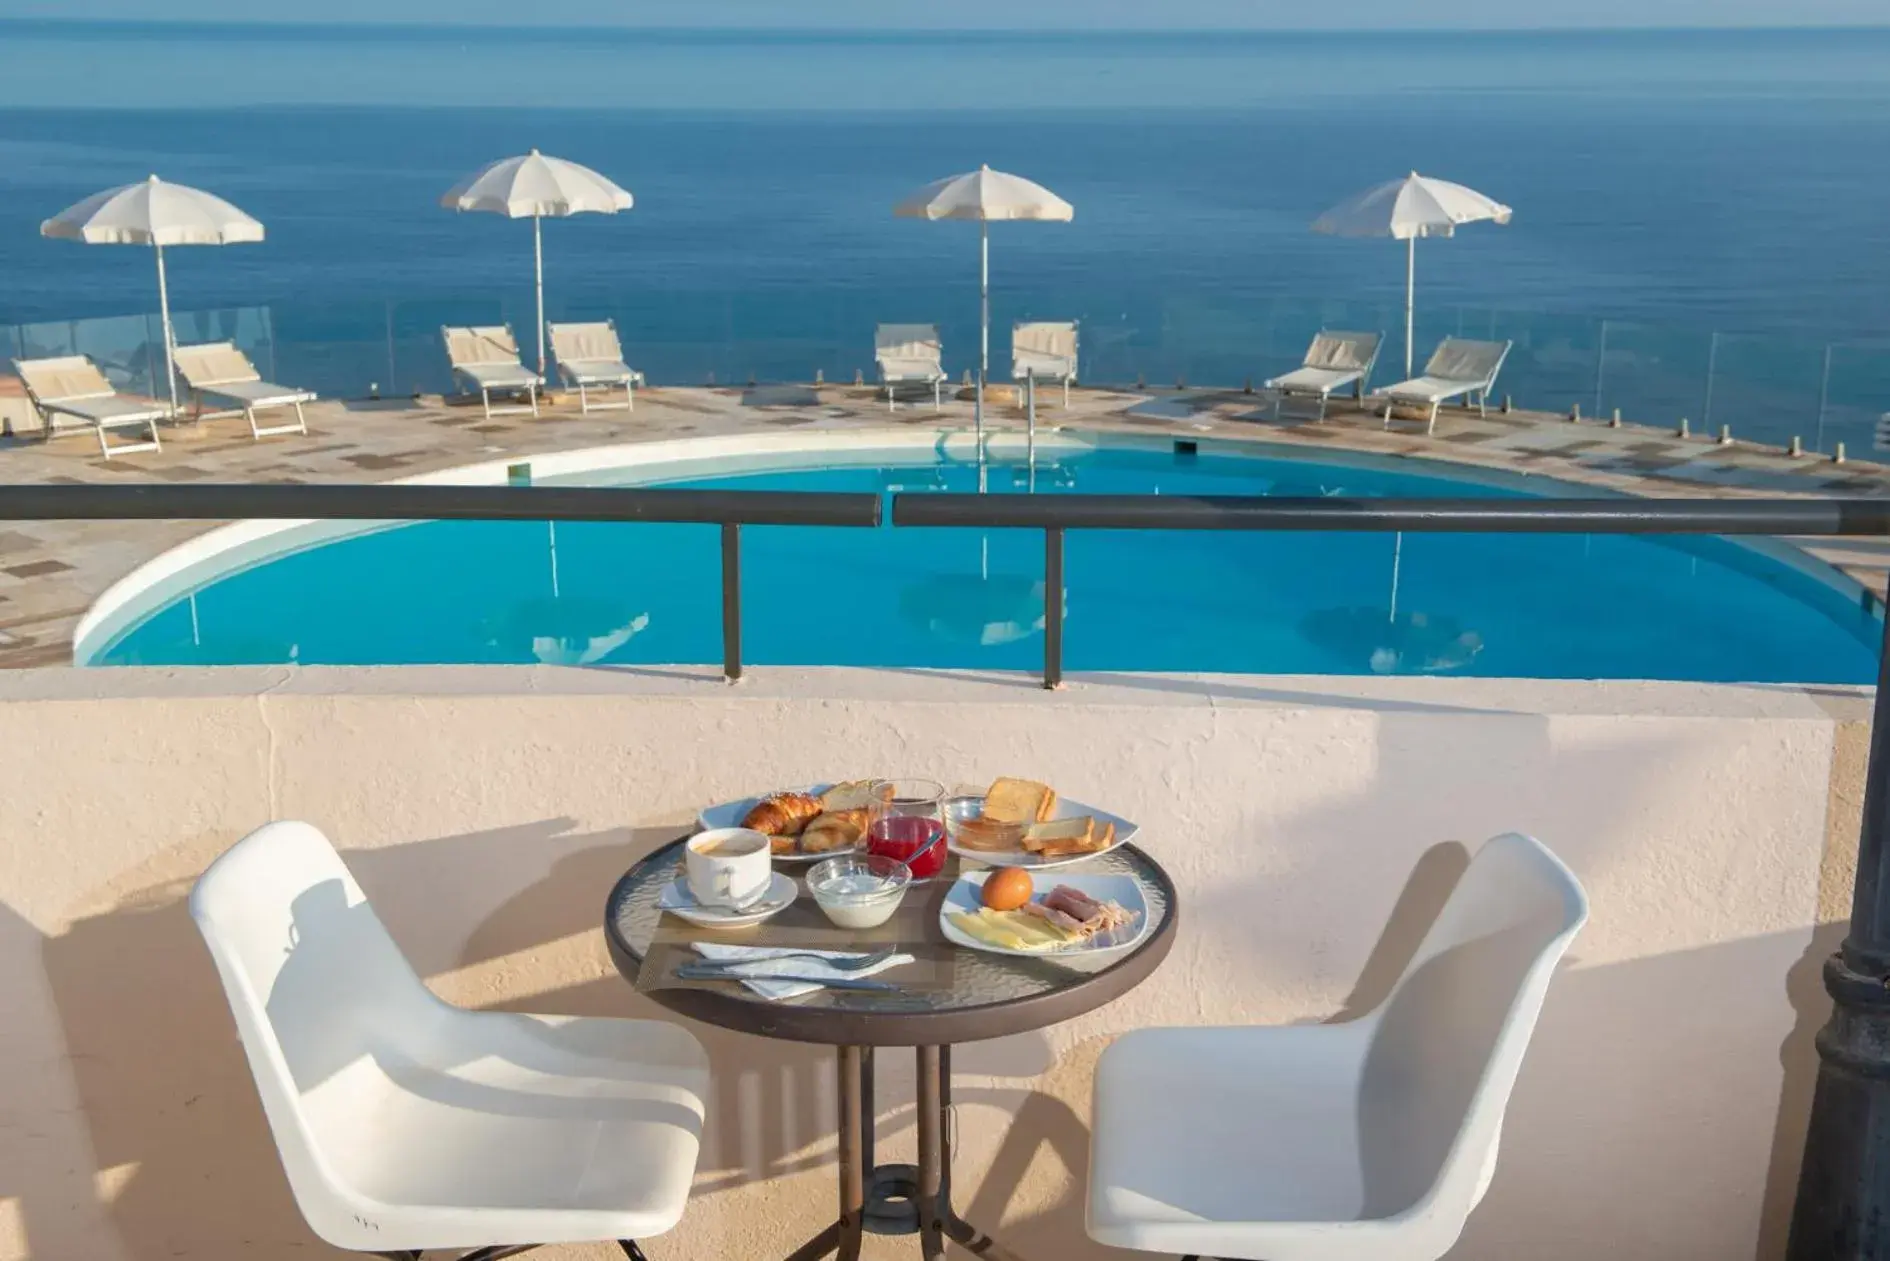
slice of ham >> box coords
[1037,886,1139,937]
[1044,885,1105,922]
[1019,900,1089,935]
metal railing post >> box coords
[1789,606,1890,1260]
[721,522,742,683]
[1043,526,1064,690]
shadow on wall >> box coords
[21,806,1837,1261]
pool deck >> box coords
[2,382,1887,668]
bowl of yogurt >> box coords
[806,853,911,930]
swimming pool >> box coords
[81,436,1881,683]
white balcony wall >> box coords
[0,666,1864,1261]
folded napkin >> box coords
[690,942,915,1001]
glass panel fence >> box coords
[5,296,1887,463]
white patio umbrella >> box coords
[41,174,264,415]
[1312,171,1512,376]
[895,165,1072,446]
[441,149,634,377]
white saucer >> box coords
[660,873,797,929]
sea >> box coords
[1,21,1888,445]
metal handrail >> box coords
[891,492,1890,535]
[0,484,884,683]
[0,483,883,527]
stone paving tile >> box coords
[4,559,73,578]
[0,384,1885,668]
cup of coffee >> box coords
[685,827,773,910]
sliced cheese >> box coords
[949,908,1078,952]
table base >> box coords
[780,1045,1033,1261]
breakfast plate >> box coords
[659,873,798,929]
[699,784,862,864]
[945,796,1138,870]
[938,872,1149,957]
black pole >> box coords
[1044,527,1064,690]
[721,523,742,683]
[1789,608,1890,1260]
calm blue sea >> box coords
[1,22,1888,440]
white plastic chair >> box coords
[1087,832,1587,1261]
[191,820,710,1260]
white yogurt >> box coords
[815,875,903,929]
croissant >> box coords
[741,791,823,836]
[799,809,870,854]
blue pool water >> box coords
[90,445,1881,683]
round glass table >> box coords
[604,837,1178,1261]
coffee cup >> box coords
[685,827,773,909]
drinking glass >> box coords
[866,777,948,879]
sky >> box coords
[2,0,1886,27]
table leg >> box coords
[927,1044,1039,1261]
[861,1045,877,1173]
[837,1044,867,1261]
[780,1221,842,1261]
[917,1045,947,1260]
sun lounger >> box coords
[442,325,541,420]
[1012,321,1078,407]
[549,320,641,413]
[1373,336,1513,432]
[172,341,314,440]
[13,354,164,457]
[1264,330,1381,421]
[875,324,946,412]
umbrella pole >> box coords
[533,213,546,379]
[977,219,988,456]
[154,242,178,416]
[1404,235,1416,378]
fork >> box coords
[677,945,899,977]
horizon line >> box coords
[4,17,1888,35]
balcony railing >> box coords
[6,293,1889,460]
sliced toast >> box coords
[984,777,1057,825]
[1022,816,1114,858]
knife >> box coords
[674,966,898,991]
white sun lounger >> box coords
[550,320,642,413]
[173,341,314,440]
[1264,330,1382,421]
[1374,337,1513,432]
[875,324,946,412]
[1012,321,1078,408]
[13,354,164,457]
[443,324,541,420]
